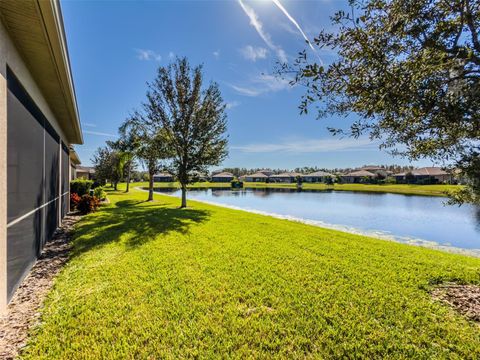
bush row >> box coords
[70,181,107,214]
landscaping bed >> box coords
[432,284,480,323]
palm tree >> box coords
[119,115,171,201]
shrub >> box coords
[77,194,100,214]
[93,187,107,200]
[384,177,397,184]
[70,193,81,209]
[296,176,303,185]
[70,179,93,196]
[231,180,243,189]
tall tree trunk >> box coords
[180,183,187,208]
[148,172,154,201]
[114,181,118,191]
[126,161,131,193]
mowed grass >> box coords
[147,181,461,197]
[22,186,480,359]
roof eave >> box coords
[0,0,83,144]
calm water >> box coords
[156,188,480,252]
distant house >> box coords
[211,172,234,182]
[76,166,95,180]
[189,171,208,182]
[360,166,389,178]
[257,169,274,176]
[242,172,269,182]
[360,165,383,172]
[153,173,174,182]
[394,167,452,184]
[302,171,333,183]
[269,172,303,183]
[341,170,376,183]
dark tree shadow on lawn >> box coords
[71,198,211,256]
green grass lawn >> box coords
[145,181,460,197]
[22,186,480,359]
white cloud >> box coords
[256,74,290,92]
[84,130,117,137]
[213,50,220,59]
[226,100,240,109]
[135,49,162,61]
[231,137,377,153]
[230,73,291,96]
[168,51,175,59]
[82,122,96,128]
[237,0,288,63]
[240,45,268,61]
[230,84,262,97]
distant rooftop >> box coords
[343,170,375,177]
[212,172,234,177]
[306,171,333,177]
[394,167,448,176]
[270,172,303,178]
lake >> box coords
[155,188,480,254]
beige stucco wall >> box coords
[0,19,72,313]
[0,20,7,314]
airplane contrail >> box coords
[271,0,321,62]
[238,0,288,63]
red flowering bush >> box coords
[70,193,81,209]
[77,194,100,214]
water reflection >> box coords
[156,187,480,250]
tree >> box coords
[146,57,228,208]
[107,138,135,192]
[92,146,121,189]
[112,125,141,193]
[120,115,171,201]
[281,0,480,204]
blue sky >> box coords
[62,0,432,169]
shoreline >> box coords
[138,187,480,258]
[140,181,460,197]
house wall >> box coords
[211,177,234,182]
[245,177,267,182]
[342,176,365,184]
[0,21,7,313]
[0,20,72,310]
[303,177,328,183]
[153,176,174,182]
[270,177,294,183]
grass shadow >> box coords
[71,197,211,256]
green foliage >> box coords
[93,187,107,200]
[91,146,122,189]
[283,0,480,204]
[384,177,397,184]
[70,179,93,196]
[77,194,100,215]
[21,187,480,358]
[119,114,172,201]
[146,57,228,207]
[230,180,243,188]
